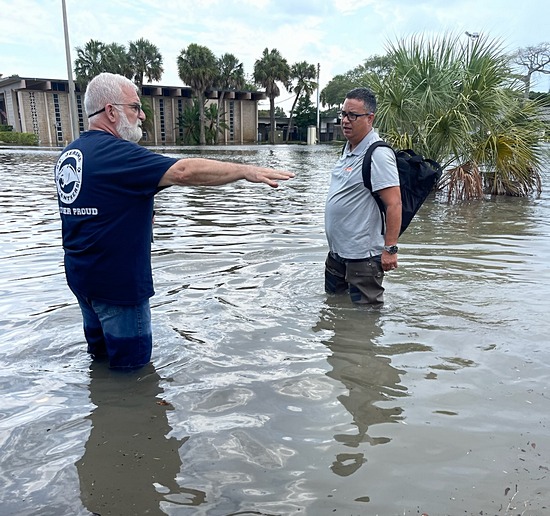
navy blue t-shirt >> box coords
[54,130,179,305]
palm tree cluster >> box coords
[74,39,318,146]
[252,50,318,144]
[74,38,163,89]
[373,34,545,199]
[177,45,245,145]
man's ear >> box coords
[106,104,117,122]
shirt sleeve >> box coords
[370,146,399,192]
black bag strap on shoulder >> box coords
[362,141,394,234]
[362,141,394,190]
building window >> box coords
[177,99,184,141]
[76,94,85,133]
[159,98,165,142]
[53,93,63,143]
[29,92,39,136]
[52,82,67,92]
[0,93,7,125]
[229,100,235,142]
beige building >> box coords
[0,76,266,146]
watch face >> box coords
[385,245,398,254]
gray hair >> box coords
[84,73,138,117]
[345,87,377,114]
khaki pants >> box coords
[324,252,385,305]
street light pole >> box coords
[316,63,320,144]
[62,0,80,141]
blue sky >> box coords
[1,0,549,112]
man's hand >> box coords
[243,167,295,188]
[381,251,398,272]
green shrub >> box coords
[0,125,13,132]
[0,131,39,146]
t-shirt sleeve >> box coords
[115,142,179,194]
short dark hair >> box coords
[345,87,377,113]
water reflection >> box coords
[77,362,205,515]
[314,298,408,476]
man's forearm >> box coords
[384,203,402,245]
[159,158,294,188]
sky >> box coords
[1,0,549,112]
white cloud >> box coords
[1,0,549,99]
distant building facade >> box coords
[0,76,266,146]
[257,115,342,143]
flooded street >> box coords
[0,144,549,515]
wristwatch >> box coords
[383,245,399,254]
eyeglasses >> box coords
[338,110,373,121]
[88,103,143,118]
[113,103,142,113]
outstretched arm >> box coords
[159,158,294,188]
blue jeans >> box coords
[74,292,152,369]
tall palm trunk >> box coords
[269,97,276,144]
[216,91,226,144]
[198,93,206,145]
[285,95,299,143]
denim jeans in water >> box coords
[74,292,153,369]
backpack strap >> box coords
[362,140,394,235]
[362,140,393,189]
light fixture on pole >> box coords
[62,0,80,141]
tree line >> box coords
[74,39,317,145]
[74,35,550,198]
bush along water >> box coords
[0,131,39,146]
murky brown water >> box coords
[1,144,549,515]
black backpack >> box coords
[362,141,442,236]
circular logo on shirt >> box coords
[55,149,83,204]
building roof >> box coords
[0,75,266,101]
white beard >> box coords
[116,110,143,143]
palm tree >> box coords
[253,48,290,144]
[140,98,154,142]
[367,33,545,199]
[102,43,132,78]
[177,44,218,145]
[204,103,229,144]
[177,100,201,145]
[285,61,317,143]
[74,40,132,88]
[128,38,164,88]
[74,39,105,88]
[214,53,245,142]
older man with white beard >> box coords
[54,72,294,369]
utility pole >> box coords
[62,0,80,141]
[316,63,320,144]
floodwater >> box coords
[0,143,549,516]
